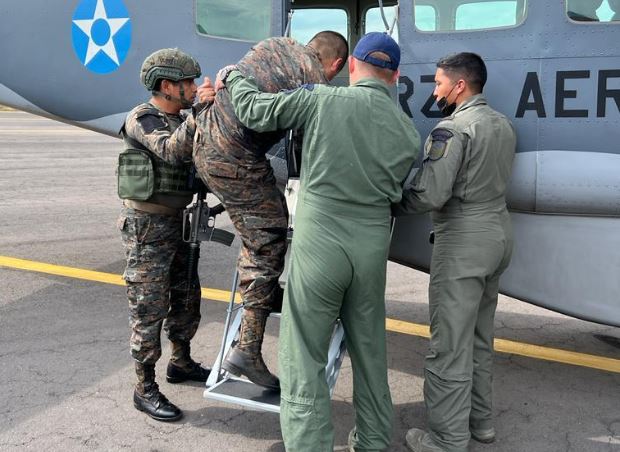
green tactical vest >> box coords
[117,128,194,203]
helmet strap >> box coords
[152,89,193,109]
[177,83,193,108]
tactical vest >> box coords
[117,127,194,203]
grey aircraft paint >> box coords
[392,0,620,326]
[1,0,619,327]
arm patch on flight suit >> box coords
[427,128,454,161]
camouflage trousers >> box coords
[194,154,287,313]
[118,207,202,365]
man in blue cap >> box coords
[217,32,420,451]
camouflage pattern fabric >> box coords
[237,308,268,349]
[204,158,288,313]
[134,362,156,394]
[123,102,197,209]
[140,48,201,91]
[193,37,326,312]
[125,102,195,165]
[195,37,328,163]
[118,207,201,365]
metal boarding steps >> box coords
[204,176,347,412]
[203,267,347,413]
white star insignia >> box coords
[73,0,129,66]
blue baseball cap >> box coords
[352,32,400,71]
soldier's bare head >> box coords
[437,52,487,94]
[349,33,400,86]
[307,31,348,81]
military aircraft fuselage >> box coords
[1,0,619,326]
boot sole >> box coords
[133,401,183,422]
[471,431,496,444]
[471,434,495,444]
[222,361,280,391]
[166,375,209,384]
[166,376,188,384]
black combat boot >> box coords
[222,309,280,391]
[166,341,211,384]
[133,363,182,422]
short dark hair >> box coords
[437,52,487,93]
[308,30,349,72]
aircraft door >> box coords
[287,0,352,86]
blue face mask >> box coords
[436,83,458,117]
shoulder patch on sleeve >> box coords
[427,128,454,160]
[430,128,454,142]
[135,111,167,135]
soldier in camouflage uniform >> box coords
[193,31,348,390]
[117,48,214,422]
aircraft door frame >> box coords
[276,0,289,36]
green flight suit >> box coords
[227,71,420,451]
[395,94,516,451]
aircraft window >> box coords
[413,1,524,32]
[365,6,400,39]
[455,1,524,30]
[195,0,271,41]
[290,8,348,45]
[567,0,620,22]
[414,5,438,31]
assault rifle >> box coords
[183,177,235,282]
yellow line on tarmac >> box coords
[0,255,239,303]
[386,318,620,374]
[1,255,618,374]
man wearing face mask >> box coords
[393,52,516,452]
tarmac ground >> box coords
[1,112,619,451]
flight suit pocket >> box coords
[280,395,321,448]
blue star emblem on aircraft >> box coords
[71,0,132,74]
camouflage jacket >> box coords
[122,102,198,207]
[123,102,196,165]
[195,37,328,165]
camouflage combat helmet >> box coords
[140,48,201,91]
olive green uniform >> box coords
[395,94,516,451]
[227,71,420,451]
